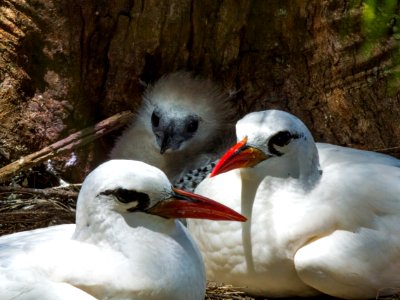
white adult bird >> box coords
[188,109,400,299]
[111,72,236,188]
[0,160,246,300]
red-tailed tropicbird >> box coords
[0,160,246,300]
[188,109,400,299]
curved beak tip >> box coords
[149,188,247,222]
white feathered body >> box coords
[0,215,205,300]
[190,159,400,298]
[0,160,207,300]
[189,110,400,299]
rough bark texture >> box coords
[1,0,400,182]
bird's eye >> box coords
[270,131,292,147]
[186,119,199,133]
[151,111,160,127]
[100,188,150,212]
[101,188,149,204]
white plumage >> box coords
[0,160,245,300]
[188,109,400,299]
[111,72,236,187]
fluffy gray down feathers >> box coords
[111,72,236,190]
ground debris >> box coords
[0,184,78,236]
[206,281,256,300]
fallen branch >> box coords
[373,146,400,154]
[0,185,80,198]
[0,111,134,183]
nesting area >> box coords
[1,171,399,300]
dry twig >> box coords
[0,185,80,198]
[0,111,133,183]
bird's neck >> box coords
[297,143,321,188]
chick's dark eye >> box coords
[270,131,292,147]
[151,111,160,127]
[186,119,199,133]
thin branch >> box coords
[0,185,80,198]
[0,111,134,183]
[373,146,400,154]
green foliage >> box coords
[360,0,398,54]
[355,0,400,93]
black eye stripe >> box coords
[269,144,284,157]
[268,131,303,156]
[100,188,150,210]
[271,131,292,147]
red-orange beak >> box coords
[211,137,268,177]
[147,187,247,222]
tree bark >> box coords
[1,0,399,182]
[0,111,133,183]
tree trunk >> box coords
[1,0,399,182]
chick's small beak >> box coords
[211,137,269,177]
[147,187,246,222]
